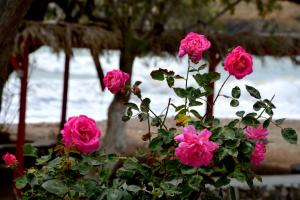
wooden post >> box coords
[60,54,70,130]
[15,41,29,176]
[206,52,221,117]
[90,50,105,91]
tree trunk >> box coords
[0,0,32,112]
[103,49,135,153]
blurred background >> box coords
[0,0,300,199]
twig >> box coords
[184,60,191,113]
[162,98,171,127]
[213,74,231,105]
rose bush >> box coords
[11,32,298,200]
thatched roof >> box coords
[14,19,300,63]
[14,21,119,56]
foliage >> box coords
[17,34,297,199]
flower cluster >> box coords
[246,126,269,166]
[174,126,219,167]
[10,31,297,200]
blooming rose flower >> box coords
[2,152,17,166]
[174,126,219,167]
[178,32,211,63]
[103,69,130,94]
[245,125,269,166]
[250,142,266,166]
[61,115,101,153]
[246,126,268,140]
[224,46,253,79]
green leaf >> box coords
[265,107,273,116]
[230,99,239,107]
[23,144,38,157]
[126,185,141,193]
[78,162,90,175]
[236,111,245,118]
[36,149,53,165]
[16,175,28,189]
[241,116,259,126]
[231,86,241,99]
[275,118,285,125]
[223,128,235,140]
[133,81,142,87]
[174,75,184,79]
[140,98,151,112]
[122,116,130,122]
[264,99,276,108]
[239,141,254,156]
[159,129,173,144]
[245,85,261,99]
[253,101,265,111]
[150,69,164,81]
[149,137,163,150]
[125,102,139,111]
[281,128,298,144]
[181,166,197,175]
[175,104,185,112]
[193,72,220,85]
[226,119,239,128]
[198,63,207,70]
[173,88,186,98]
[190,109,202,119]
[263,117,271,128]
[188,175,203,190]
[215,176,230,188]
[42,179,68,197]
[126,107,133,117]
[166,76,175,87]
[106,189,123,200]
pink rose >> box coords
[245,126,268,140]
[103,69,130,94]
[174,126,219,167]
[245,126,269,166]
[224,46,253,79]
[178,32,211,63]
[250,142,266,166]
[61,115,101,153]
[2,152,17,166]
